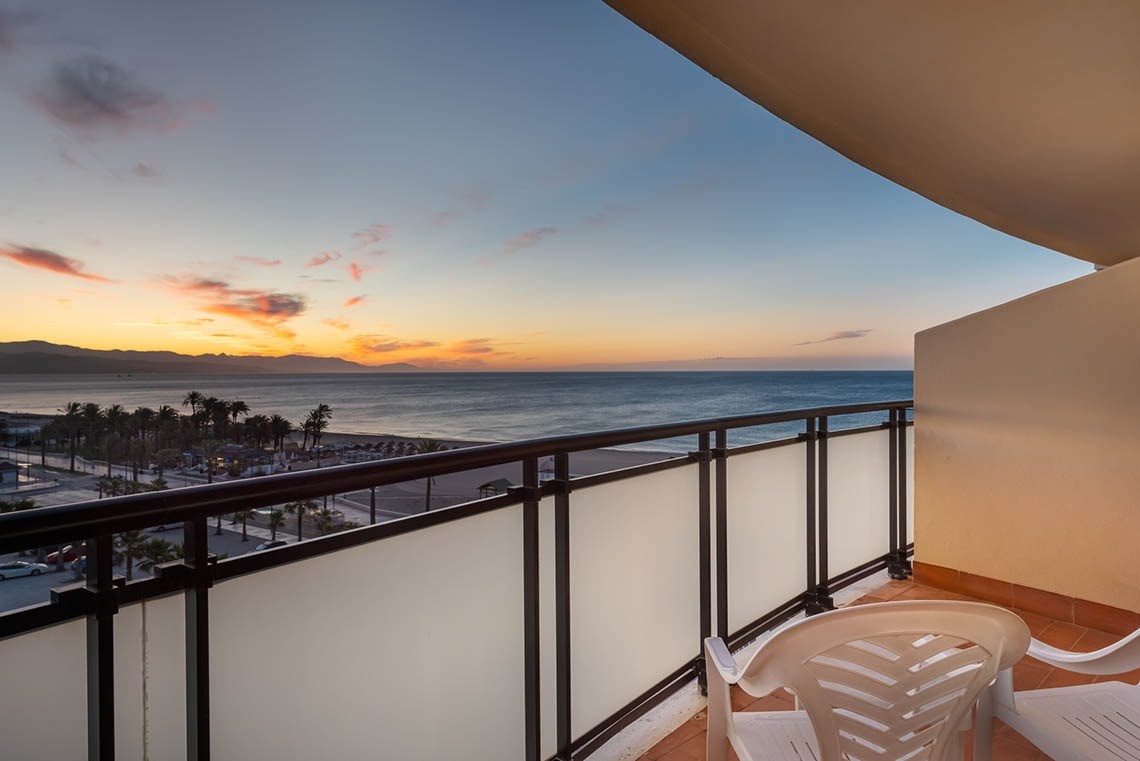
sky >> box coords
[0,1,1091,370]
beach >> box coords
[308,430,678,520]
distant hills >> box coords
[0,341,421,374]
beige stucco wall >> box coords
[915,256,1140,612]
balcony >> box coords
[0,401,915,760]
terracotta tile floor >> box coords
[638,579,1140,761]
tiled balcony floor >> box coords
[638,579,1140,761]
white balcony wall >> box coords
[570,465,700,739]
[916,255,1140,611]
[114,594,186,761]
[208,506,525,761]
[725,445,807,633]
[0,619,86,760]
[826,430,891,578]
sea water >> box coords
[0,370,912,453]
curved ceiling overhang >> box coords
[605,0,1140,266]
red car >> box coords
[45,544,86,565]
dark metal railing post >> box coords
[184,514,211,761]
[521,457,542,761]
[814,417,834,611]
[804,417,823,614]
[694,432,712,694]
[86,532,116,761]
[896,408,913,576]
[553,452,572,761]
[887,409,907,579]
[714,428,728,640]
[369,487,376,525]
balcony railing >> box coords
[0,400,913,761]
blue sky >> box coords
[0,1,1090,368]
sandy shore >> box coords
[304,430,680,521]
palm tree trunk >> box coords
[424,478,432,512]
[241,516,248,542]
[215,514,222,535]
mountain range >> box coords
[0,341,420,374]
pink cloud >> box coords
[236,255,281,267]
[481,226,559,264]
[322,317,350,331]
[343,295,366,308]
[306,251,341,268]
[161,274,305,337]
[352,224,392,247]
[1,244,116,282]
[347,261,371,282]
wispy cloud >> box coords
[578,202,633,229]
[795,329,873,346]
[350,334,439,354]
[431,186,491,228]
[347,261,370,282]
[322,317,350,331]
[306,251,341,268]
[343,295,366,308]
[352,224,392,247]
[236,255,281,268]
[31,55,210,136]
[131,162,160,179]
[161,274,306,338]
[482,226,558,264]
[1,244,116,282]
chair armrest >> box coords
[705,637,742,684]
[1027,627,1140,676]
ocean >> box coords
[0,371,912,453]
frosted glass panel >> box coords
[726,445,808,633]
[0,619,86,760]
[570,465,700,738]
[827,430,891,577]
[114,594,186,761]
[538,496,557,761]
[210,507,525,761]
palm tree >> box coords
[414,439,446,512]
[103,404,128,477]
[304,404,332,464]
[155,405,179,448]
[246,414,271,449]
[182,391,202,417]
[114,530,147,582]
[228,400,250,443]
[267,508,286,541]
[233,508,254,541]
[150,476,169,491]
[269,414,292,453]
[58,402,83,472]
[136,538,179,575]
[285,499,317,542]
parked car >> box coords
[253,540,287,552]
[0,561,49,580]
[45,544,86,565]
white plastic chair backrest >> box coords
[739,601,1030,761]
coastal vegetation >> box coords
[37,392,311,480]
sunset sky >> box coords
[0,1,1090,370]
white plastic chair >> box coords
[706,600,1030,761]
[976,626,1140,761]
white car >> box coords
[0,561,49,580]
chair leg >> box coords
[973,685,995,761]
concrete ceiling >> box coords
[605,0,1140,266]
